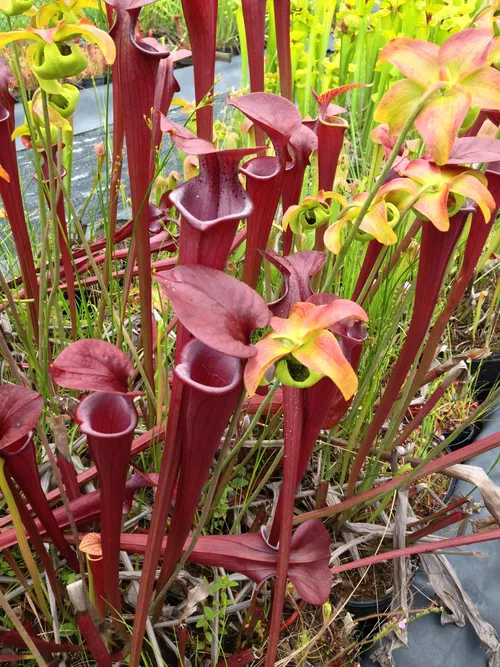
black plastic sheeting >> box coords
[363,404,500,667]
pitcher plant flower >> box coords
[394,158,496,231]
[282,190,346,234]
[323,179,414,254]
[34,0,104,27]
[244,298,368,397]
[374,29,500,164]
[0,19,115,93]
[0,0,33,15]
[13,85,77,148]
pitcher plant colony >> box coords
[0,0,500,665]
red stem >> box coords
[405,510,464,545]
[75,394,138,620]
[347,214,467,497]
[8,481,61,603]
[2,437,79,570]
[241,157,283,288]
[74,612,112,666]
[331,521,500,575]
[314,121,347,251]
[181,0,218,141]
[295,428,500,525]
[265,386,303,666]
[241,0,266,147]
[0,106,39,334]
[55,193,77,338]
[128,336,187,667]
[89,557,106,618]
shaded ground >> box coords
[364,404,500,667]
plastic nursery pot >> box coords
[442,422,482,452]
[80,75,107,88]
[471,354,500,404]
[443,472,458,503]
[345,594,393,638]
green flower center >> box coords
[284,355,310,382]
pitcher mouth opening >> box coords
[75,392,138,438]
[175,339,242,394]
[1,432,33,457]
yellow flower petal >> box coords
[324,218,347,255]
[413,188,451,231]
[57,20,116,65]
[243,336,291,397]
[378,37,440,88]
[294,330,358,400]
[359,201,398,246]
[438,29,492,82]
[414,87,471,165]
[299,299,368,338]
[0,29,43,47]
[450,173,495,223]
[460,67,500,111]
[374,79,424,136]
[282,204,302,233]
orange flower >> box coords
[374,29,500,165]
[395,159,495,231]
[244,299,368,398]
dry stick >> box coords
[0,589,49,667]
[150,388,248,619]
[322,83,448,291]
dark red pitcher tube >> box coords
[1,433,79,571]
[75,392,138,619]
[153,339,242,612]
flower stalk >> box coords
[322,82,449,290]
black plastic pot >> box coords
[346,594,393,637]
[471,354,500,403]
[442,423,482,452]
[80,74,109,89]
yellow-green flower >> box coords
[0,19,115,93]
[0,0,33,17]
[283,190,346,234]
[323,179,415,254]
